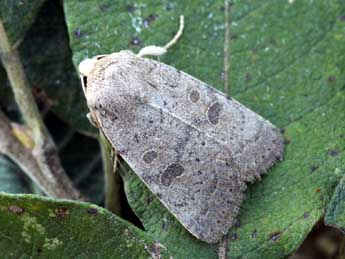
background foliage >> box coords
[0,0,344,258]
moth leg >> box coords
[86,112,99,128]
[137,15,184,57]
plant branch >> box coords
[0,110,68,197]
[0,20,83,200]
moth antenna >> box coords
[164,15,184,50]
[137,15,184,58]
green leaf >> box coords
[0,156,30,193]
[0,193,170,258]
[325,174,345,231]
[64,0,345,258]
[0,0,46,45]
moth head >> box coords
[78,55,107,95]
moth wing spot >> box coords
[160,163,184,187]
[207,102,222,125]
[143,150,158,164]
[189,90,200,103]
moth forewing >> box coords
[82,50,284,243]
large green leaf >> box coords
[63,0,345,258]
[0,193,170,258]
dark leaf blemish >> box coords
[328,75,336,83]
[125,4,135,12]
[55,207,70,218]
[73,29,83,38]
[310,165,319,173]
[87,207,98,215]
[245,73,252,82]
[269,231,282,241]
[99,4,110,12]
[8,205,25,215]
[328,149,339,157]
[130,37,141,46]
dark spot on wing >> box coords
[160,163,184,187]
[143,150,158,164]
[207,102,222,125]
[189,90,200,103]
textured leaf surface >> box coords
[0,0,46,44]
[0,193,169,258]
[63,0,345,258]
[325,175,345,231]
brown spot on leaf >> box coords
[328,75,336,83]
[245,73,252,82]
[234,219,241,228]
[231,233,238,240]
[160,163,184,186]
[143,150,158,164]
[143,14,157,27]
[74,29,83,38]
[99,3,110,12]
[125,4,135,12]
[269,231,282,241]
[328,149,339,157]
[207,102,222,125]
[310,165,319,173]
[130,37,141,46]
[55,207,70,218]
[87,207,98,215]
[8,205,25,215]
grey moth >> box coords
[78,17,284,244]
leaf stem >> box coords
[0,20,83,200]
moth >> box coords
[78,16,284,243]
